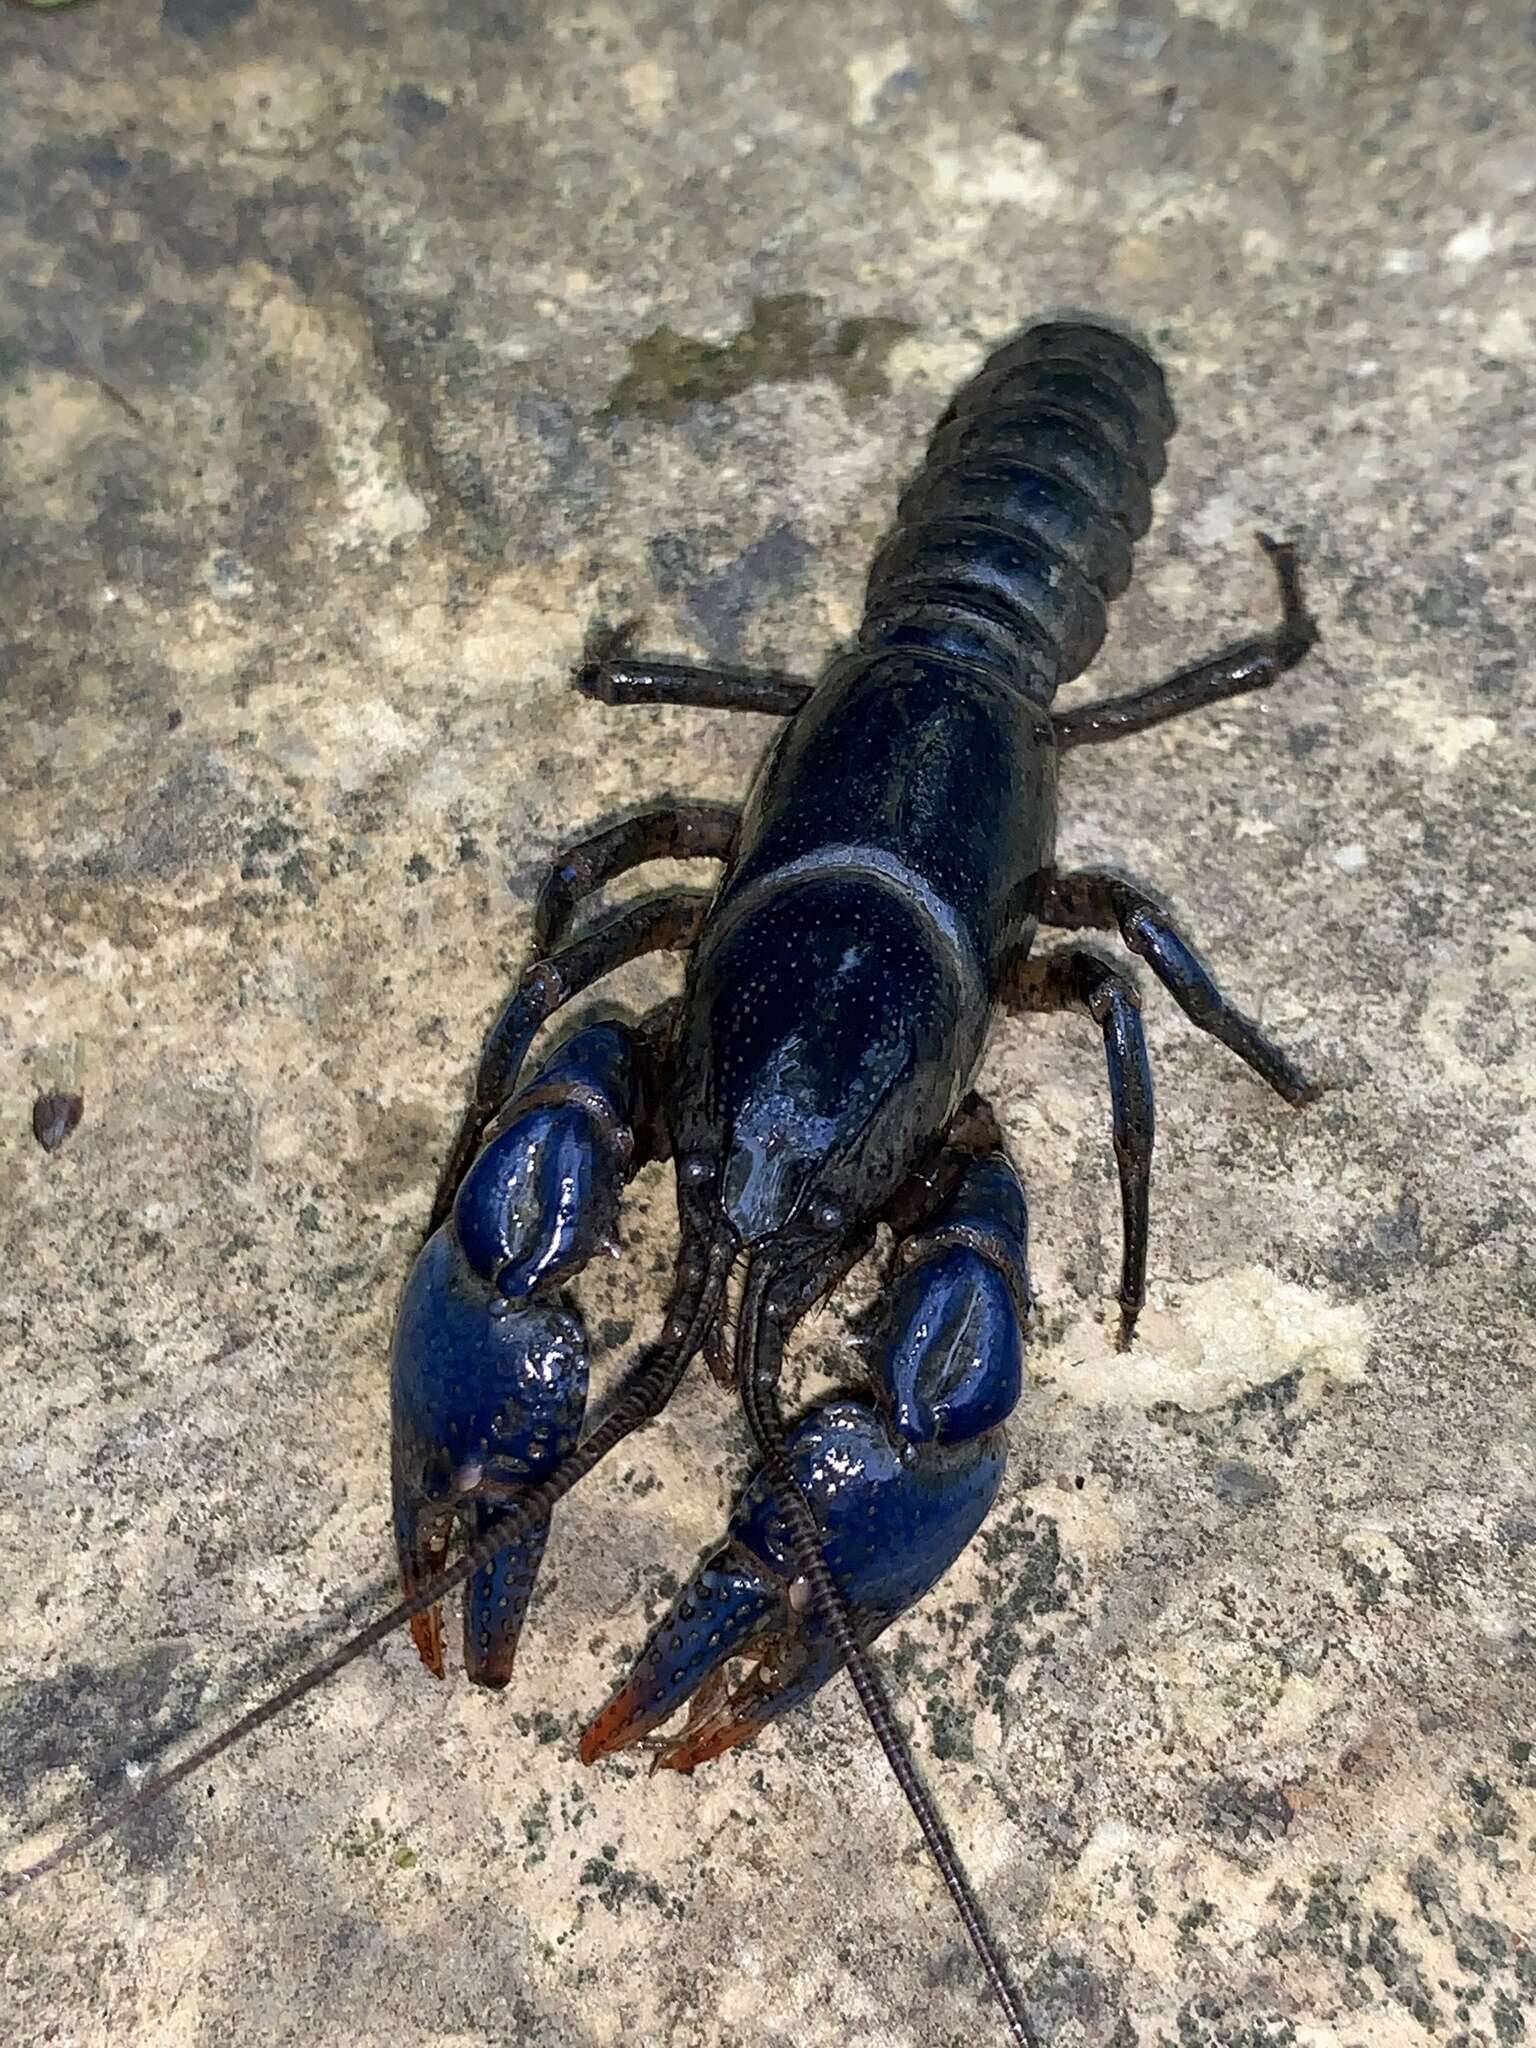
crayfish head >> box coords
[671,875,979,1260]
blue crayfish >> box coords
[8,320,1319,2043]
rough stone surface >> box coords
[2,5,1532,2045]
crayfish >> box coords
[8,319,1320,2044]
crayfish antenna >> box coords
[734,1260,1039,2048]
[0,1251,732,1898]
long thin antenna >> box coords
[2,1260,728,1896]
[735,1262,1038,2048]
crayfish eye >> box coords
[680,1154,714,1187]
[811,1198,844,1234]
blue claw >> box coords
[882,1249,1023,1444]
[391,1019,645,1685]
[453,1019,640,1295]
[581,1153,1031,1770]
[882,1153,1031,1446]
[581,1400,1007,1769]
[391,1227,588,1684]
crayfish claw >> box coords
[583,1155,1033,1770]
[397,1502,453,1679]
[391,1016,655,1685]
[582,1401,1006,1770]
[651,1666,770,1774]
[391,1225,589,1687]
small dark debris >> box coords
[32,1090,84,1154]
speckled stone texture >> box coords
[2,4,1532,2045]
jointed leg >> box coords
[1044,870,1317,1106]
[428,889,708,1235]
[1005,947,1154,1346]
[577,623,813,717]
[534,801,740,952]
[1053,534,1317,750]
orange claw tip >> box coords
[649,1663,773,1774]
[652,1715,763,1775]
[409,1606,446,1680]
[578,1687,643,1766]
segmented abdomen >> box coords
[859,321,1175,699]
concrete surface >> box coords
[1,3,1532,2045]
